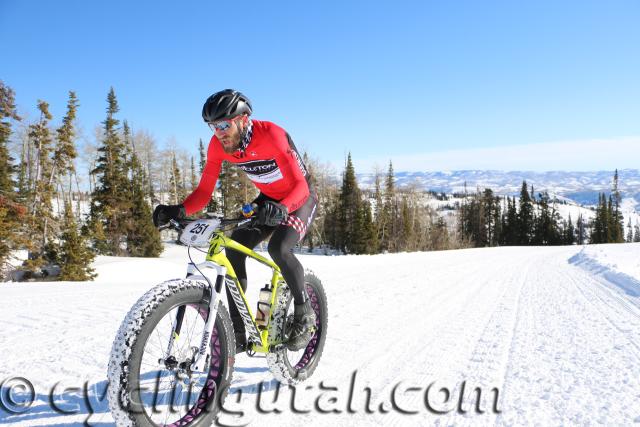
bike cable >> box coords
[187,245,208,279]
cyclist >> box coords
[153,89,318,352]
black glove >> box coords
[153,204,186,227]
[257,201,288,226]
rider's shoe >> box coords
[285,300,317,351]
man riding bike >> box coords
[153,89,318,353]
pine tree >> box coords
[0,81,28,278]
[518,181,533,245]
[0,81,19,196]
[400,195,414,251]
[590,192,620,244]
[606,195,614,243]
[576,213,586,245]
[502,196,519,245]
[458,189,483,247]
[86,88,132,255]
[352,197,376,254]
[126,138,163,257]
[337,153,372,254]
[610,169,624,243]
[52,92,86,275]
[53,91,79,200]
[323,191,341,251]
[381,161,396,252]
[24,100,57,273]
[634,221,640,243]
[565,214,575,245]
[59,200,96,281]
[549,200,563,245]
[361,198,377,253]
[0,196,28,279]
[627,218,633,243]
[372,170,384,250]
[337,153,357,253]
[491,194,502,246]
[530,184,535,202]
[499,197,508,245]
[16,146,28,204]
[591,194,601,243]
[532,191,561,245]
[482,188,498,246]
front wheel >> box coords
[107,279,235,426]
[266,271,328,384]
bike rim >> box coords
[135,303,224,426]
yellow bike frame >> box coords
[205,230,285,353]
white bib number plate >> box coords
[179,219,220,247]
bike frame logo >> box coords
[225,278,261,342]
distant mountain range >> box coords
[356,169,640,208]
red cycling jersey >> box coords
[183,120,311,215]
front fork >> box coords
[162,262,225,374]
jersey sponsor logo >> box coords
[285,133,309,177]
[237,159,283,184]
[290,148,308,177]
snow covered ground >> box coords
[1,242,640,426]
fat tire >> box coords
[266,271,328,385]
[107,279,235,426]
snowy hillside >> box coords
[357,169,640,210]
[420,191,640,233]
[1,242,640,426]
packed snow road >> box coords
[1,243,639,426]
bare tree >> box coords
[133,129,160,202]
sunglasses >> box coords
[207,115,245,132]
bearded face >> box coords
[214,116,247,154]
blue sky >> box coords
[2,0,639,172]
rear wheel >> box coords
[266,271,328,384]
[108,279,235,426]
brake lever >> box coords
[169,219,183,230]
[157,218,183,232]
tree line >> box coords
[457,170,639,247]
[2,80,639,280]
[1,82,167,280]
[321,154,454,254]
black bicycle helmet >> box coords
[202,89,252,122]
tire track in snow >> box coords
[436,250,534,427]
[497,247,640,426]
[365,249,536,427]
[565,264,640,359]
[255,258,497,427]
